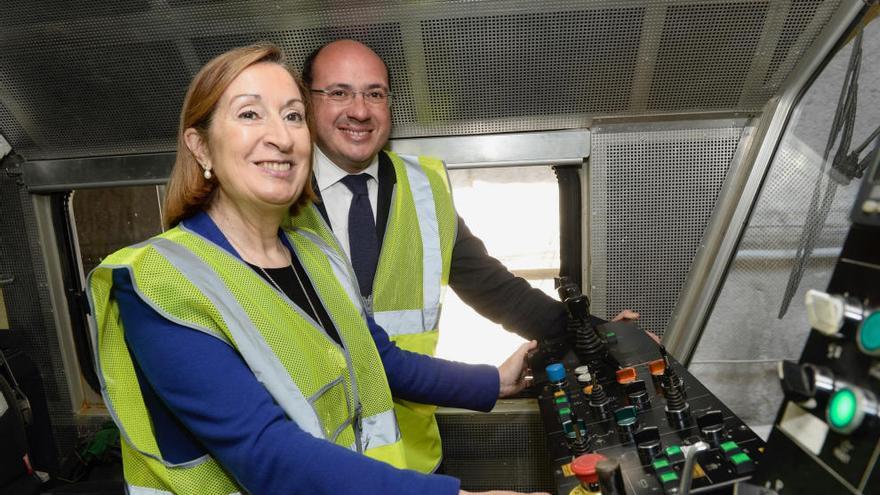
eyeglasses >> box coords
[310,88,393,106]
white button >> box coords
[577,372,592,383]
[805,289,844,336]
[862,200,879,214]
[574,365,591,375]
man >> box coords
[290,39,638,473]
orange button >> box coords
[648,358,666,376]
[554,390,567,398]
[583,385,593,395]
[616,367,637,384]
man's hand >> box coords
[498,340,538,398]
[612,309,639,321]
[610,309,659,342]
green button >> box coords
[558,407,571,416]
[828,389,858,431]
[730,452,751,465]
[720,441,738,452]
[606,332,616,337]
[859,312,880,354]
[555,397,569,404]
[653,458,670,470]
[659,471,679,483]
[665,445,682,456]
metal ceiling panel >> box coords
[0,0,844,160]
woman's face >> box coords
[197,62,311,213]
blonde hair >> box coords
[163,43,316,228]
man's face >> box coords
[309,41,392,173]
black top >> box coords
[248,255,343,345]
[313,150,570,341]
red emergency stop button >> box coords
[571,453,607,486]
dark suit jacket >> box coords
[312,150,568,340]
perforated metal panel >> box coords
[0,0,843,160]
[437,402,552,492]
[0,167,78,462]
[590,122,744,337]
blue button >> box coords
[546,363,567,384]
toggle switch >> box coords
[615,406,639,441]
[696,410,725,446]
[777,361,835,408]
[634,426,663,465]
[626,380,651,410]
[805,289,863,336]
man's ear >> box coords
[184,128,210,169]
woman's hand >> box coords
[497,340,538,398]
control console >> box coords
[530,280,766,494]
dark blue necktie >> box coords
[340,174,378,297]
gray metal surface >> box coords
[664,1,868,363]
[23,131,587,191]
[0,0,843,161]
[24,153,175,192]
[436,400,552,493]
[589,120,745,337]
[389,129,590,169]
[0,161,78,463]
[689,13,880,430]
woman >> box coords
[88,44,545,495]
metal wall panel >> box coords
[590,122,745,336]
[0,163,77,462]
[0,0,843,160]
[437,401,552,492]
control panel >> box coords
[751,154,880,494]
[530,280,766,495]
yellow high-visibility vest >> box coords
[88,225,406,495]
[289,151,457,473]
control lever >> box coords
[633,426,662,465]
[678,441,710,495]
[596,457,627,495]
[777,361,834,409]
[658,346,691,429]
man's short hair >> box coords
[301,40,390,88]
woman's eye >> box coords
[238,110,259,120]
[285,112,304,122]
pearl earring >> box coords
[203,168,212,180]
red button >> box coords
[571,453,607,485]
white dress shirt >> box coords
[312,146,380,261]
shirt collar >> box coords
[313,145,379,192]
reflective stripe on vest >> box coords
[127,485,242,495]
[400,154,443,332]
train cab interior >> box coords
[0,1,879,494]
